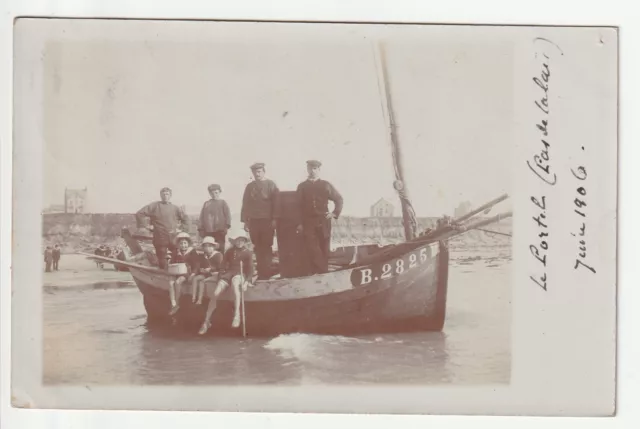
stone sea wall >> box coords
[42,213,512,252]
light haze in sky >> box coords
[42,21,513,217]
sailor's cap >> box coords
[250,163,265,170]
[306,160,322,168]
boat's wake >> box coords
[263,333,370,361]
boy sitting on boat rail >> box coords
[199,229,254,335]
[191,236,224,305]
[168,232,199,315]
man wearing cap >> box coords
[240,163,280,280]
[198,184,232,253]
[296,160,344,274]
[136,187,190,270]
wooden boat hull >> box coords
[131,240,449,337]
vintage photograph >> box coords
[12,17,617,416]
[36,19,513,387]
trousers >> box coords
[302,217,332,274]
[153,232,176,270]
[248,218,274,279]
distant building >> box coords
[43,204,65,214]
[65,188,88,214]
[370,198,395,218]
[454,201,473,218]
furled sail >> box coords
[373,42,418,241]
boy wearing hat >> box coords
[136,187,190,270]
[199,229,254,334]
[198,184,232,253]
[167,232,199,315]
[296,160,344,274]
[240,163,280,280]
[191,236,224,305]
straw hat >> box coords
[174,232,192,245]
[201,236,219,249]
[228,228,249,244]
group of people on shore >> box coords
[43,244,62,272]
[94,245,128,270]
[135,160,344,334]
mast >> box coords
[374,42,418,241]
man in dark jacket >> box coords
[136,187,190,269]
[296,160,344,274]
[52,244,61,270]
[198,184,232,253]
[240,163,280,280]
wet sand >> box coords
[42,254,134,289]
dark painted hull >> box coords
[132,241,449,337]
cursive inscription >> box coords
[529,195,549,290]
[571,163,596,274]
[527,52,557,186]
[528,39,562,291]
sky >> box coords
[42,21,514,217]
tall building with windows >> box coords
[370,198,395,218]
[64,187,88,214]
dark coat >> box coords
[296,179,344,220]
[240,179,280,222]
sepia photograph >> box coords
[10,17,616,416]
[38,19,513,387]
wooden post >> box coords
[240,261,247,338]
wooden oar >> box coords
[457,211,512,232]
[240,261,247,338]
[452,193,509,225]
[476,228,512,238]
[78,252,168,275]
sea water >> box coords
[43,246,511,385]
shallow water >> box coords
[43,246,511,385]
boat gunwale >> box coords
[128,243,439,303]
[82,237,440,284]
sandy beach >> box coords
[42,254,134,290]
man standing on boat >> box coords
[136,187,190,270]
[296,160,343,274]
[198,184,232,253]
[240,163,280,280]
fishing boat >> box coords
[83,43,512,337]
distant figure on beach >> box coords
[44,246,54,272]
[52,244,61,271]
[198,184,232,253]
[136,187,190,270]
[199,229,254,335]
[94,245,109,269]
[241,162,280,280]
[296,160,344,275]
